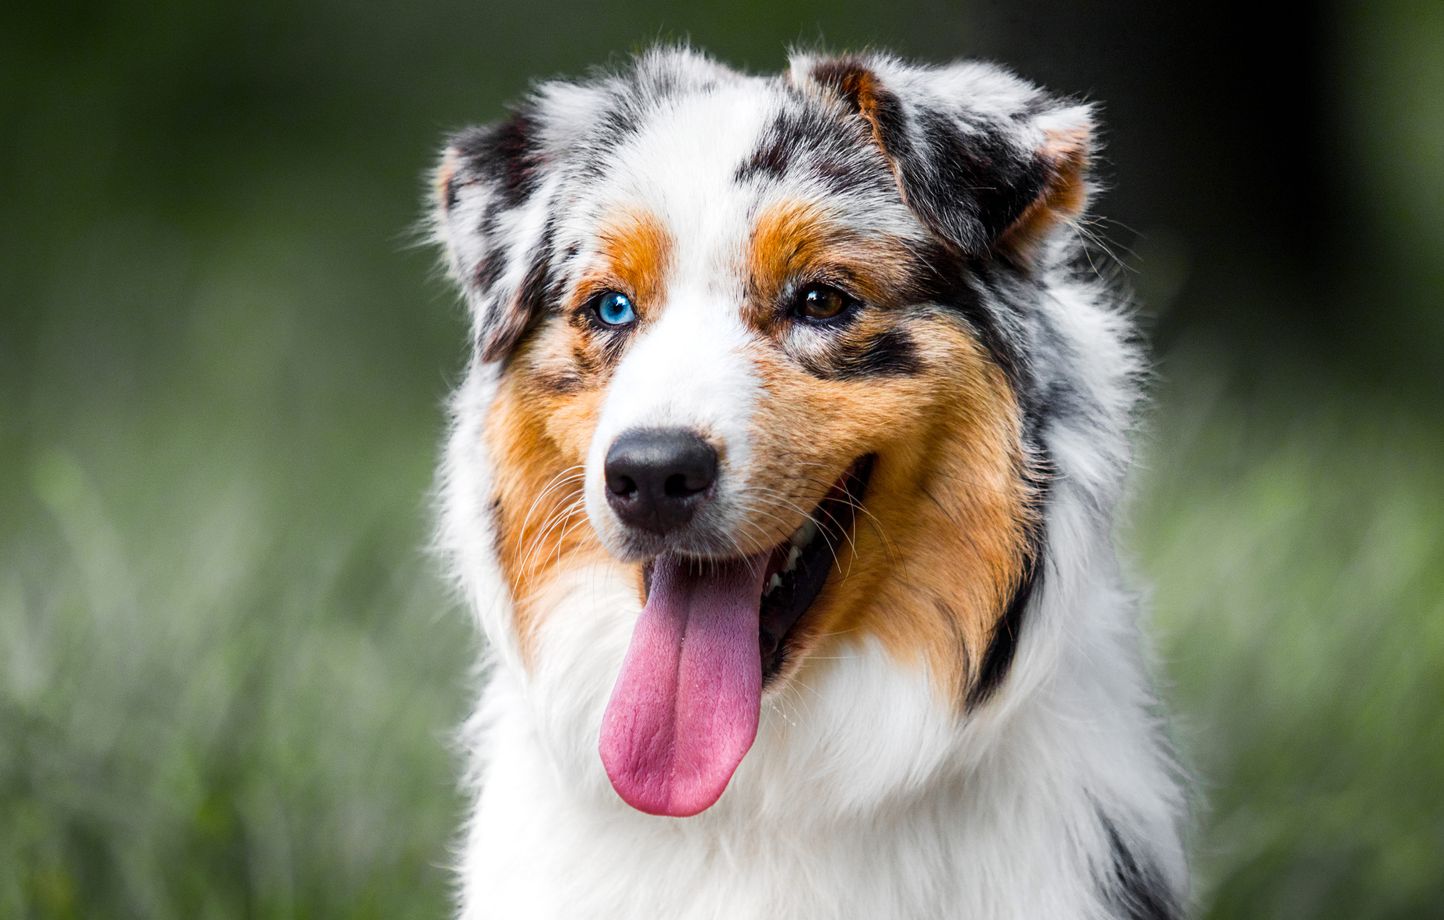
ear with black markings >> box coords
[432,82,605,362]
[789,53,1094,264]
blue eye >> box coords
[592,291,637,328]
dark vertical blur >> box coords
[980,2,1338,333]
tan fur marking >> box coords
[1000,124,1092,260]
[486,339,615,664]
[841,68,891,158]
[572,211,673,316]
[434,148,459,211]
[853,344,1034,704]
[743,317,1033,709]
[485,208,672,663]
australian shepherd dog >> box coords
[430,46,1188,919]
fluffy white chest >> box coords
[455,586,1134,920]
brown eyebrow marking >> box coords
[570,209,673,315]
[743,199,921,329]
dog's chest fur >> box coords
[459,631,1160,919]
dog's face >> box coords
[435,49,1091,817]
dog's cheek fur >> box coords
[484,329,618,664]
[854,325,1035,709]
[746,315,1033,709]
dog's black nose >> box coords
[604,428,718,534]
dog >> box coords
[430,46,1187,919]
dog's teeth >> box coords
[784,545,802,573]
[792,520,818,549]
[766,573,783,595]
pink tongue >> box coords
[600,553,766,817]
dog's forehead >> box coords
[565,79,916,281]
[603,82,776,263]
[621,80,779,189]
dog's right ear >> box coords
[432,83,606,362]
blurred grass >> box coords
[3,0,1443,916]
[0,359,475,918]
[1134,350,1444,919]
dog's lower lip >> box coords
[641,455,875,684]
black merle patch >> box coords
[912,245,1032,393]
[904,110,1047,254]
[482,221,556,364]
[966,520,1043,707]
[1102,819,1182,920]
[966,448,1050,708]
[735,100,892,195]
[735,129,791,182]
[574,100,644,181]
[533,368,583,394]
[471,252,504,291]
[805,58,1051,258]
[807,56,866,101]
[823,327,922,379]
[450,109,540,210]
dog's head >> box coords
[434,48,1093,817]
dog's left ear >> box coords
[790,53,1093,264]
[432,81,612,362]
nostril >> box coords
[663,472,700,499]
[608,472,638,498]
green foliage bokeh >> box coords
[2,1,1441,917]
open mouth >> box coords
[600,456,874,818]
[749,455,876,681]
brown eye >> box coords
[792,283,858,323]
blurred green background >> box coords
[2,0,1441,917]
